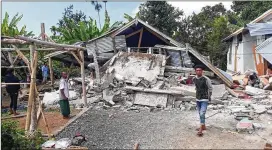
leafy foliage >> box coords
[50,5,118,44]
[138,1,183,36]
[231,1,272,23]
[1,120,45,150]
[1,12,34,37]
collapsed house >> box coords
[85,18,233,87]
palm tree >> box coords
[124,13,134,22]
[91,1,102,29]
[1,12,34,37]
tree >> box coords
[207,16,230,69]
[231,1,272,23]
[138,1,183,36]
[50,5,119,44]
[174,3,227,55]
[1,12,34,37]
[91,1,102,29]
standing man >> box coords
[4,68,21,116]
[59,72,70,119]
[192,65,213,136]
[42,62,49,84]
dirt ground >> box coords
[57,106,271,149]
[2,96,81,134]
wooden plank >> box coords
[125,28,143,38]
[138,28,143,48]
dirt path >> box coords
[56,107,269,149]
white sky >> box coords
[132,1,233,17]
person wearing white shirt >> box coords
[59,72,70,119]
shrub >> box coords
[1,120,45,150]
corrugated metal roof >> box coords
[223,9,272,41]
[256,36,272,51]
[86,35,126,55]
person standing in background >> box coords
[42,62,49,84]
[59,72,70,119]
[192,65,213,137]
[4,68,22,116]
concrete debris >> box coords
[253,123,265,130]
[245,86,266,96]
[134,92,168,107]
[267,110,272,115]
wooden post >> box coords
[80,50,87,106]
[7,52,13,65]
[49,57,54,85]
[29,44,34,66]
[30,45,38,133]
[25,50,38,132]
[41,23,46,41]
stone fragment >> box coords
[267,110,272,115]
[253,123,265,130]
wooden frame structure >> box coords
[1,35,87,136]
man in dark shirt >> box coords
[4,68,21,115]
[192,65,213,137]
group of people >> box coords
[4,64,71,119]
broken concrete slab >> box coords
[134,92,168,107]
[236,118,254,133]
[211,84,226,99]
[245,86,266,96]
[106,52,166,83]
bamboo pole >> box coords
[1,66,29,68]
[30,45,38,133]
[80,50,87,106]
[1,38,28,44]
[41,23,46,41]
[1,48,63,51]
[15,36,86,50]
[12,45,31,73]
[48,57,54,86]
[1,83,31,85]
[25,50,38,132]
